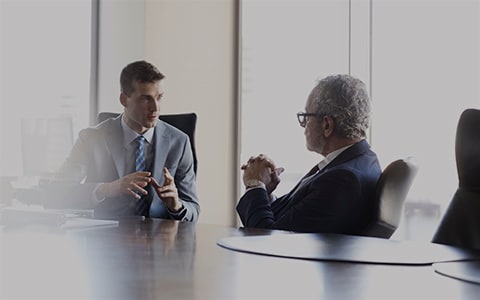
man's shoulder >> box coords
[326,141,381,177]
[78,118,119,139]
[156,120,189,140]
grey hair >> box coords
[312,74,371,139]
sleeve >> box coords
[237,169,364,233]
[171,137,200,222]
[43,128,100,209]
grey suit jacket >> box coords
[52,115,199,221]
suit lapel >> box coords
[105,116,126,177]
[152,122,170,181]
[272,165,319,214]
[275,140,371,212]
[148,122,170,212]
[291,140,370,197]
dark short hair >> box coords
[120,60,165,96]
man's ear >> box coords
[119,92,127,107]
[323,116,335,137]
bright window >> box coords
[0,0,92,179]
[240,0,480,241]
[240,0,350,196]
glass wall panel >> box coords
[371,0,480,240]
[240,0,480,240]
[0,0,92,181]
[241,0,350,195]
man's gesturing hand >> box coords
[151,168,183,212]
[96,171,151,199]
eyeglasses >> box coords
[297,112,317,127]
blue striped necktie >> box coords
[134,136,149,216]
[135,136,146,172]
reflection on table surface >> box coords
[1,217,480,300]
[218,232,480,265]
[434,260,480,285]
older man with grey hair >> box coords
[237,74,381,234]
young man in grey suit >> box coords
[237,74,381,234]
[55,60,199,221]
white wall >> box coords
[97,0,238,226]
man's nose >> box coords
[148,99,159,111]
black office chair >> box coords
[432,108,480,250]
[363,157,419,238]
[98,112,198,175]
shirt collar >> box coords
[318,143,355,170]
[121,114,155,146]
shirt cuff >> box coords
[92,183,106,205]
[168,204,187,220]
[245,181,266,192]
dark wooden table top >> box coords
[218,231,480,265]
[1,217,480,299]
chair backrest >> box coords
[97,112,198,175]
[364,157,419,238]
[432,108,480,249]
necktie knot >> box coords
[136,135,145,147]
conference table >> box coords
[1,215,480,299]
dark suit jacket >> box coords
[236,140,381,234]
[51,115,199,221]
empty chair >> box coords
[363,157,419,238]
[432,108,480,250]
[98,112,198,175]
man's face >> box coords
[304,86,326,154]
[121,80,164,134]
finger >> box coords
[130,174,151,184]
[132,183,148,195]
[262,159,276,170]
[270,172,279,182]
[275,167,285,176]
[163,167,174,185]
[159,190,177,198]
[150,177,161,188]
[133,178,150,187]
[157,184,177,193]
[132,171,151,177]
[254,154,270,162]
[126,187,141,199]
[251,156,264,165]
[269,167,284,182]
